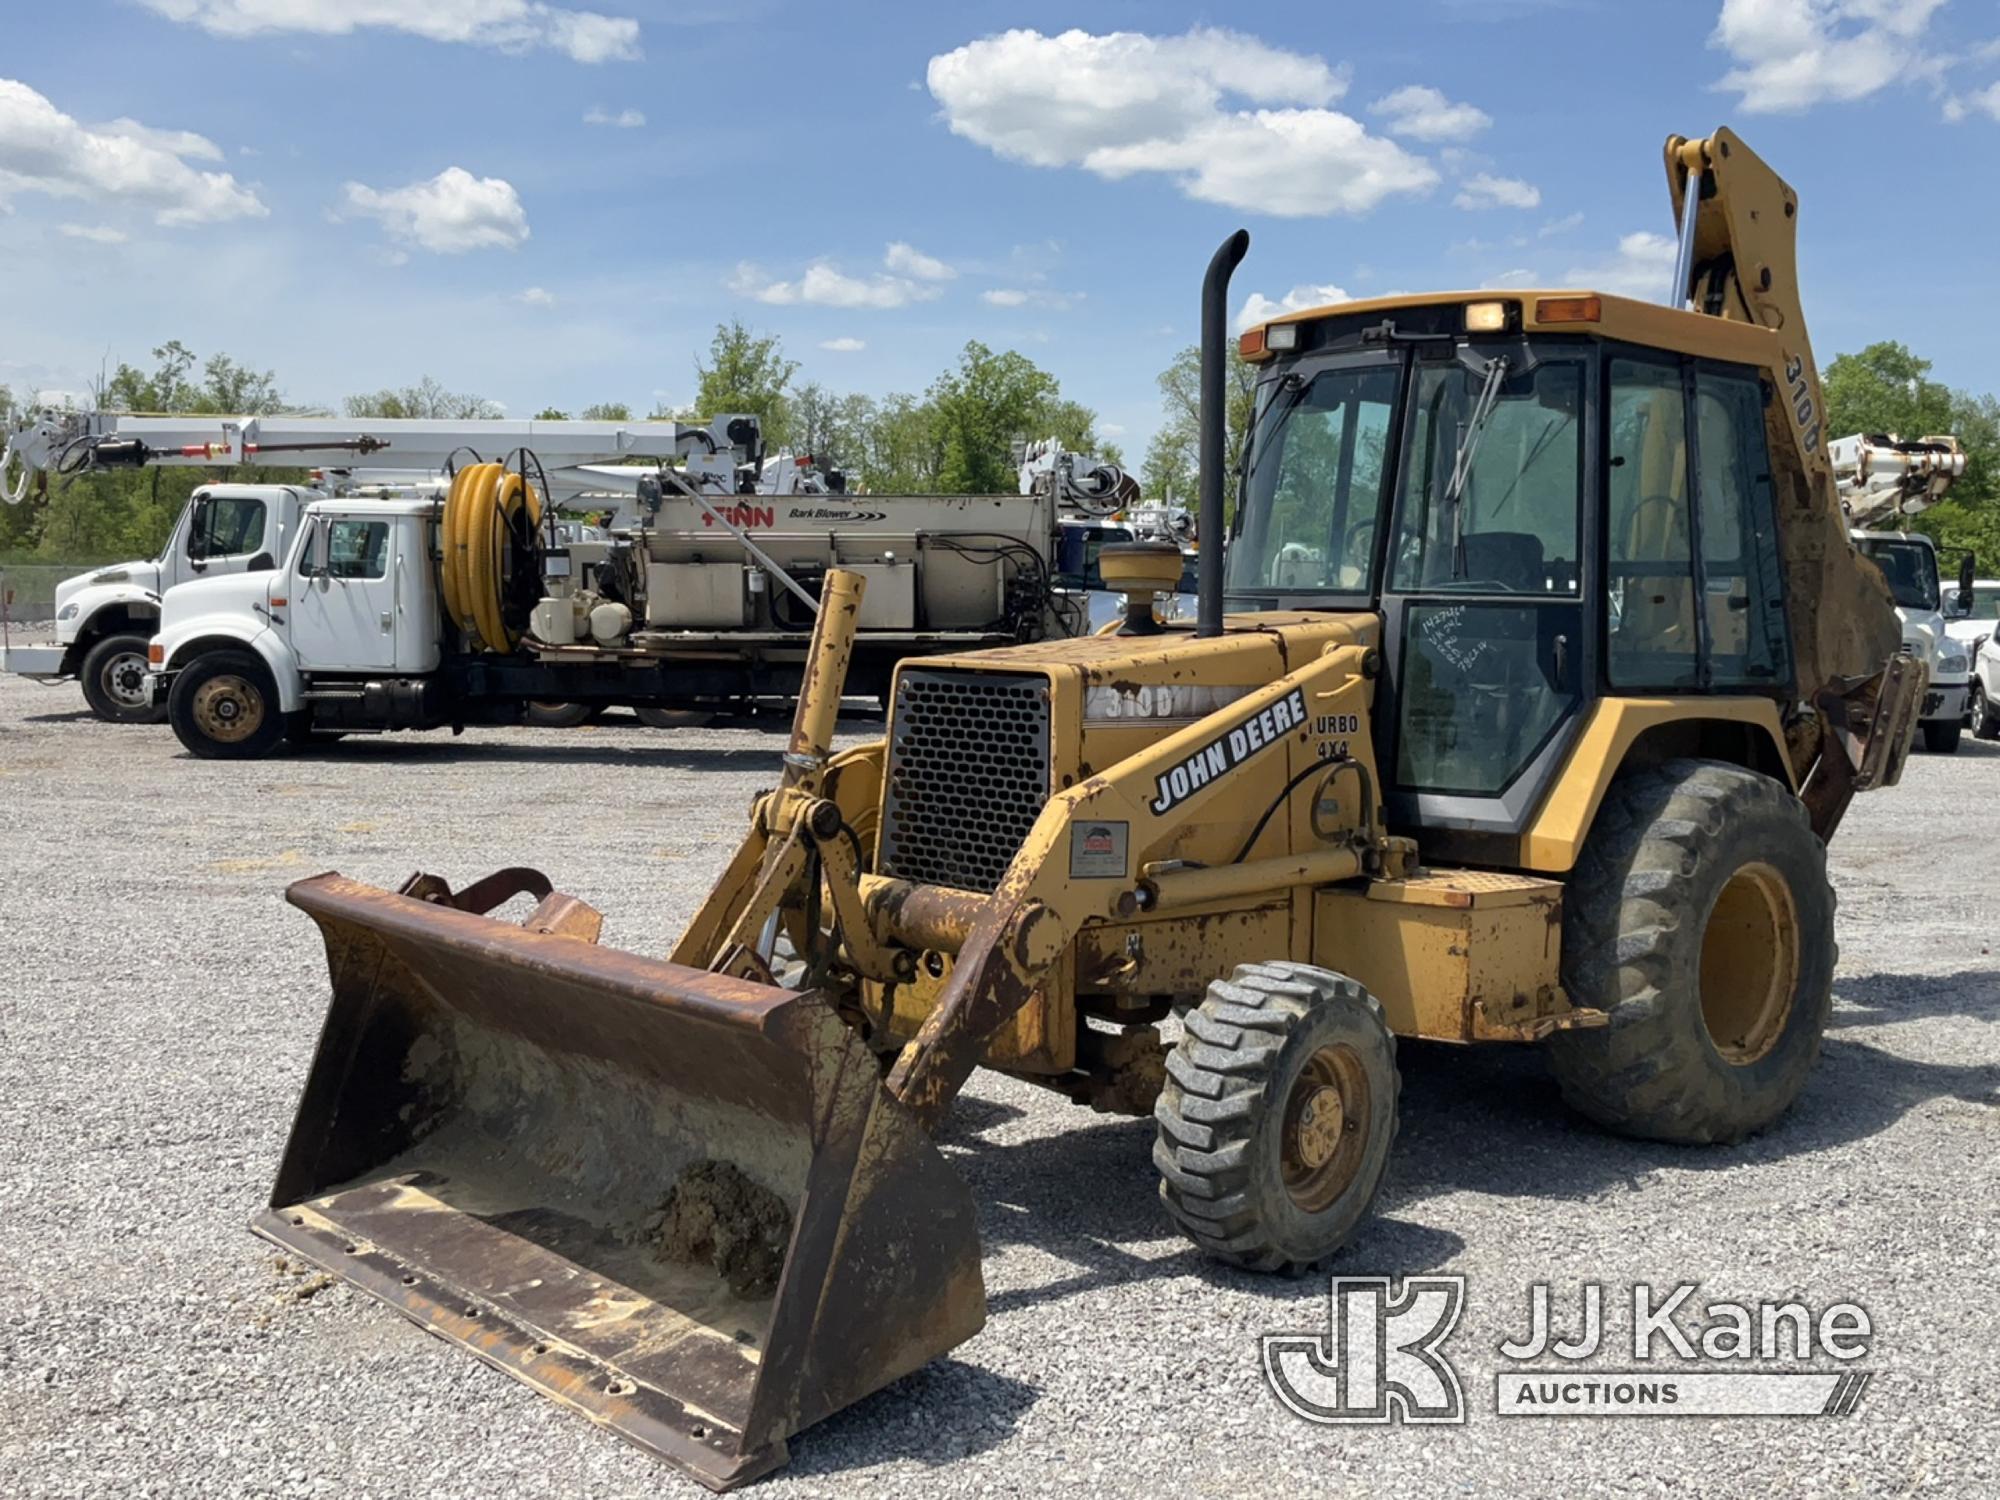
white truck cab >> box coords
[2,483,313,721]
[148,498,439,754]
[1851,528,1969,752]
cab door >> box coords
[291,514,399,671]
[176,490,275,590]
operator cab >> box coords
[1230,291,1793,861]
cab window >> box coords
[1694,370,1789,685]
[191,495,266,558]
[1390,359,1583,595]
[1606,359,1698,688]
[325,520,389,580]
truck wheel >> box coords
[635,707,715,729]
[524,701,594,728]
[1923,718,1962,753]
[1155,963,1398,1273]
[1549,758,1833,1145]
[80,633,165,724]
[167,651,285,760]
[1974,688,2000,742]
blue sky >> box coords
[3,1,1996,462]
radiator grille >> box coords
[879,669,1052,894]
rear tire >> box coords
[635,706,715,729]
[1548,758,1833,1144]
[1923,717,1962,753]
[1155,963,1398,1273]
[524,701,594,728]
[167,651,285,760]
[1973,686,2000,741]
[80,632,164,724]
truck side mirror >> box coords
[187,494,211,566]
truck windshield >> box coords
[1227,363,1400,594]
[1854,538,1939,611]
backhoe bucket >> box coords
[254,871,986,1491]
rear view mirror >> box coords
[187,494,211,565]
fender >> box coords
[54,580,162,651]
[161,617,303,713]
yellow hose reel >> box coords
[442,461,543,652]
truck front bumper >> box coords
[1923,681,1969,722]
[0,642,68,679]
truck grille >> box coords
[879,669,1052,894]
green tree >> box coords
[692,319,797,447]
[789,382,877,474]
[1148,342,1256,518]
[580,401,632,421]
[928,341,1059,494]
[100,341,285,415]
[534,406,570,420]
[344,376,501,420]
[857,392,944,492]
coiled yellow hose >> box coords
[441,461,541,652]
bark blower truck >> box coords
[252,128,1921,1488]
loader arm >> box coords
[1665,128,1915,832]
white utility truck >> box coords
[1832,432,1972,752]
[144,477,1068,756]
[0,408,761,721]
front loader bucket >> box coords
[254,871,986,1491]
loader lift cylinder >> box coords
[1198,228,1250,638]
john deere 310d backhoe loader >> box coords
[254,129,1921,1488]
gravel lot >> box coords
[1,672,1995,1499]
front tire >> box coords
[1549,759,1833,1144]
[1155,963,1398,1273]
[524,701,594,728]
[80,632,165,724]
[1923,717,1962,753]
[167,651,286,759]
[1974,686,2000,741]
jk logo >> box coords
[1262,1276,1467,1424]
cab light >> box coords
[1265,322,1299,351]
[1537,295,1602,324]
[147,643,164,664]
[1465,300,1511,333]
[1238,327,1267,358]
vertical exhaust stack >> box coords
[1198,229,1250,638]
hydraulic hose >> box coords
[441,461,541,652]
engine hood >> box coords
[161,569,273,632]
[53,558,161,613]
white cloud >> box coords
[516,286,555,306]
[1944,81,2000,121]
[1455,173,1541,210]
[1234,282,1349,332]
[58,223,129,244]
[981,287,1079,309]
[137,0,641,64]
[0,79,266,226]
[729,260,941,309]
[1538,210,1584,238]
[1370,84,1491,142]
[884,241,956,280]
[1712,0,1946,113]
[926,27,1437,216]
[1565,231,1678,298]
[583,105,645,128]
[818,337,866,352]
[339,167,529,253]
[1482,268,1540,288]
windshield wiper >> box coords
[1443,355,1509,579]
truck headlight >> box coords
[57,603,79,622]
[1939,651,1968,675]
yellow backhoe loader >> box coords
[254,128,1922,1489]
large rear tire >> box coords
[167,650,286,760]
[1548,758,1833,1144]
[80,632,165,724]
[1155,963,1398,1273]
[524,701,594,728]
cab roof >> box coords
[1247,288,1782,370]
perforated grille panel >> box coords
[879,669,1052,894]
